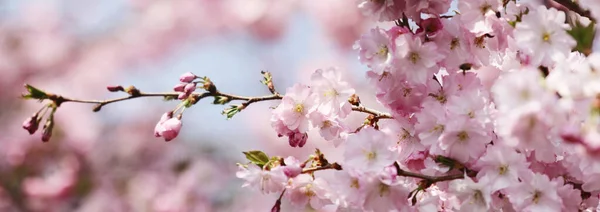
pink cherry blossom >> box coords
[343,127,396,174]
[474,145,530,192]
[393,33,444,84]
[286,174,332,210]
[310,68,355,118]
[505,173,563,212]
[355,27,394,74]
[278,83,316,133]
[513,6,576,66]
[236,165,286,194]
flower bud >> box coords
[22,114,39,135]
[179,72,197,83]
[106,85,124,92]
[173,83,186,92]
[283,164,302,178]
[178,93,188,100]
[288,131,308,148]
[41,119,53,142]
[159,118,182,142]
[184,82,196,94]
[154,112,173,137]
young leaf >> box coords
[243,150,270,168]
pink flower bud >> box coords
[184,82,196,94]
[173,83,186,92]
[22,115,39,135]
[106,85,124,92]
[154,112,173,137]
[417,17,443,37]
[178,93,188,100]
[283,164,302,178]
[158,118,182,142]
[41,121,53,142]
[179,72,197,83]
[288,131,308,148]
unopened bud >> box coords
[178,93,188,100]
[124,85,141,96]
[184,82,197,94]
[106,85,124,92]
[202,77,217,93]
[173,83,186,92]
[179,72,197,83]
[22,114,39,134]
[41,119,54,142]
[348,94,360,106]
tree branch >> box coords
[550,0,595,21]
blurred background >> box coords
[0,0,387,211]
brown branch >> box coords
[351,105,393,120]
[549,0,595,21]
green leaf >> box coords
[243,151,270,168]
[22,84,48,100]
[213,96,231,105]
[568,21,596,56]
[163,96,177,101]
[222,105,242,120]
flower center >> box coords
[542,32,551,42]
[480,4,491,15]
[468,111,475,118]
[324,89,339,97]
[474,36,486,49]
[498,165,508,175]
[377,45,389,58]
[378,183,390,197]
[430,124,445,133]
[450,38,460,50]
[409,52,420,64]
[350,178,360,189]
[532,190,542,204]
[322,120,332,128]
[294,103,304,114]
[365,151,377,161]
[457,131,469,142]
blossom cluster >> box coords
[17,0,600,211]
[236,0,600,211]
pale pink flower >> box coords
[505,173,563,212]
[310,112,347,142]
[279,83,316,133]
[449,175,492,211]
[394,34,444,84]
[513,6,576,66]
[329,171,366,209]
[380,117,425,161]
[438,117,490,163]
[475,145,530,192]
[343,127,396,174]
[355,27,394,74]
[458,0,502,35]
[310,68,355,118]
[415,100,447,148]
[286,174,332,210]
[236,165,286,194]
[362,177,412,211]
[357,0,403,21]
